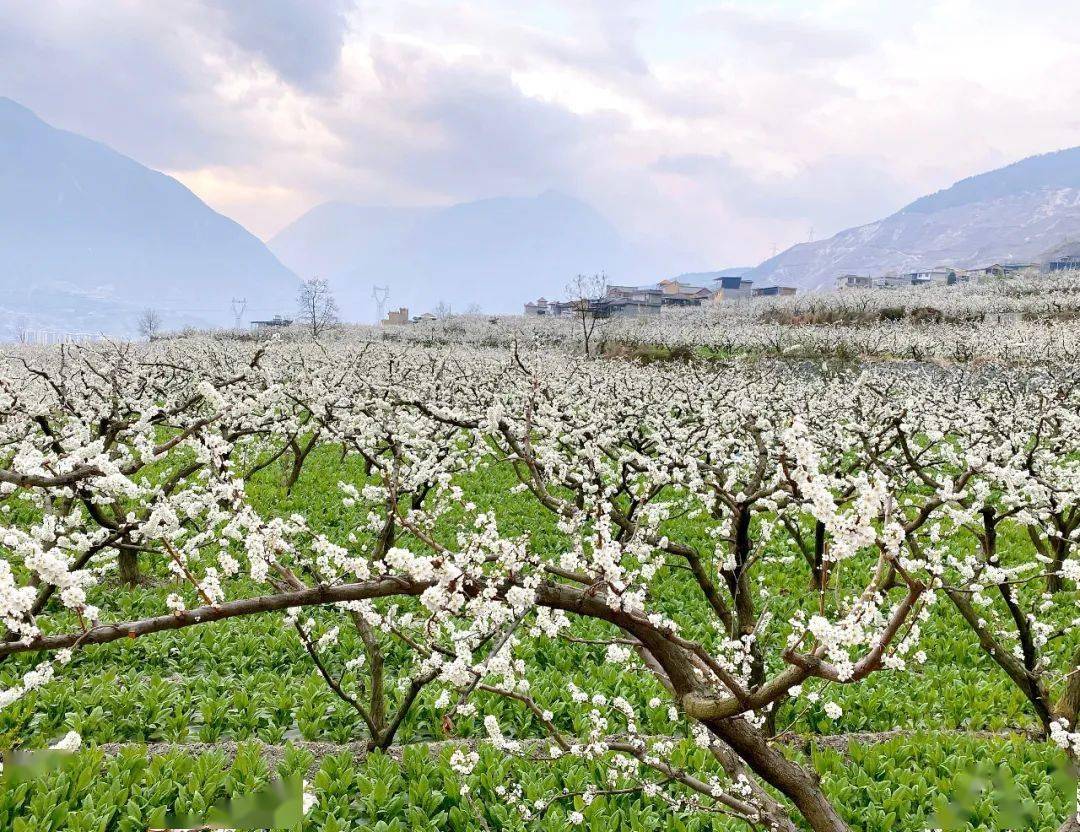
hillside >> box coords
[748,147,1080,291]
[0,98,298,335]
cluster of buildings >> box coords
[524,275,796,319]
[836,256,1080,291]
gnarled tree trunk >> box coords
[713,718,850,832]
[540,582,851,832]
[118,548,141,586]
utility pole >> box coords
[808,227,815,243]
[231,297,247,330]
[372,285,390,324]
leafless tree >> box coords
[565,272,608,357]
[297,277,339,339]
[465,302,482,315]
[137,308,162,340]
[433,300,452,320]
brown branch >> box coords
[0,576,429,658]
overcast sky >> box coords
[3,0,1080,268]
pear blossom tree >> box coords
[0,308,1077,831]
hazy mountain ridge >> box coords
[268,202,438,285]
[270,191,686,320]
[0,97,298,335]
[749,147,1080,290]
[11,92,1080,331]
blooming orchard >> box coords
[0,289,1078,831]
[381,269,1080,364]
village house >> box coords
[656,278,713,305]
[523,297,552,316]
[835,272,922,290]
[606,284,662,302]
[710,275,754,302]
[978,262,1036,277]
[524,297,581,317]
[904,267,959,285]
[1047,255,1080,272]
[603,285,664,317]
[836,274,874,290]
[752,286,797,298]
[1039,240,1080,272]
[384,307,410,325]
[250,315,292,331]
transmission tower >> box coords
[372,285,390,324]
[231,297,247,330]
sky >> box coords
[3,0,1080,269]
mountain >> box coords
[270,191,676,320]
[0,97,298,336]
[268,202,438,285]
[748,147,1080,291]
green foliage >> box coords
[0,736,1073,831]
[2,446,1077,829]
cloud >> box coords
[653,152,909,231]
[4,0,1080,263]
[687,4,871,65]
[0,0,344,173]
[329,40,615,198]
[204,0,354,91]
[0,1,223,167]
